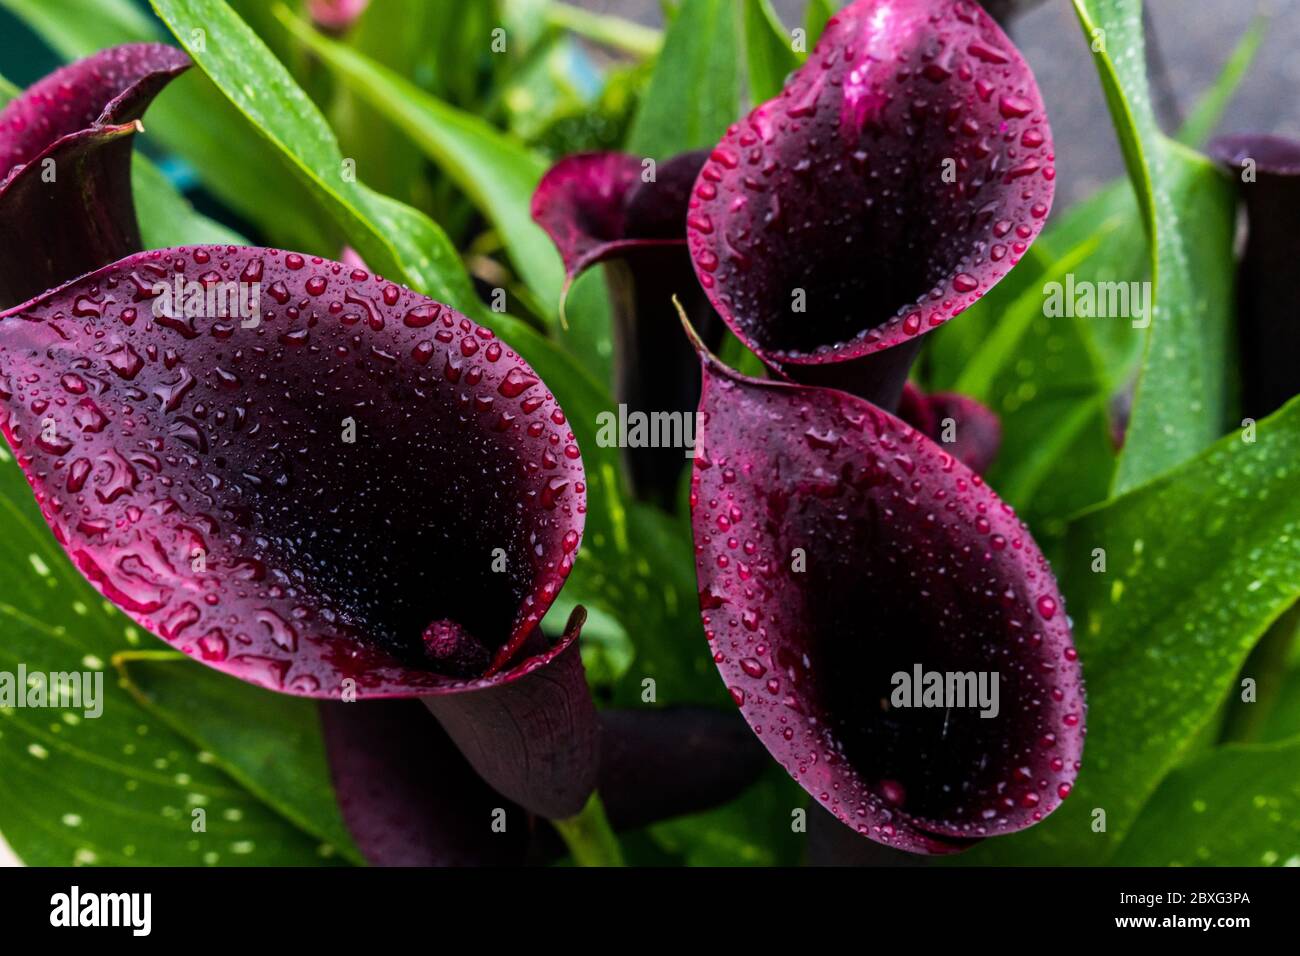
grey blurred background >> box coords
[578,0,1299,207]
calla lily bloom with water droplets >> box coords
[533,0,1081,854]
[0,43,602,826]
[0,38,780,859]
[532,149,723,506]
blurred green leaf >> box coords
[0,67,19,101]
[963,396,1300,863]
[323,0,436,210]
[115,653,361,864]
[132,158,249,248]
[150,0,478,311]
[0,0,154,61]
[926,240,1116,529]
[545,1,661,58]
[279,8,615,384]
[1113,739,1300,866]
[0,451,346,866]
[626,0,740,159]
[1175,15,1265,149]
[650,768,804,866]
[804,0,837,49]
[1072,0,1237,494]
[742,0,798,103]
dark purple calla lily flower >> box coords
[533,150,722,507]
[0,44,598,823]
[685,0,1055,406]
[0,43,190,308]
[0,44,774,852]
[685,329,1083,853]
[531,0,1077,856]
[1208,134,1300,419]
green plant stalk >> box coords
[551,793,626,867]
[546,2,662,58]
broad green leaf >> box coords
[132,158,249,248]
[115,653,361,864]
[1,0,334,250]
[626,0,741,159]
[1072,0,1237,494]
[962,396,1300,864]
[1015,22,1262,394]
[150,0,477,311]
[1113,739,1300,866]
[0,452,345,866]
[742,0,799,103]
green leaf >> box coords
[274,9,563,320]
[114,653,362,864]
[742,0,799,103]
[803,0,837,49]
[132,158,249,248]
[961,397,1300,864]
[0,68,19,102]
[1175,16,1265,148]
[149,0,478,311]
[0,0,155,60]
[927,241,1116,528]
[1113,739,1300,866]
[0,452,345,866]
[545,1,662,58]
[626,0,741,159]
[650,767,805,866]
[1072,0,1237,494]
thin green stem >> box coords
[546,3,662,58]
[551,792,626,867]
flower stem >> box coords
[552,793,625,867]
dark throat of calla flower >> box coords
[1209,133,1300,419]
[683,0,1055,404]
[677,301,1083,853]
[0,43,191,309]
